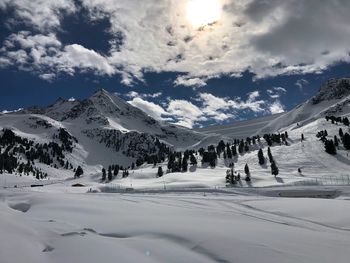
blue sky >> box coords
[1,0,350,128]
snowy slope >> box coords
[66,117,349,191]
[197,113,284,138]
[1,187,350,263]
[17,89,209,149]
[197,78,350,138]
[0,89,221,179]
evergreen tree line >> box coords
[101,164,130,181]
[225,163,251,185]
[263,131,289,146]
[167,150,197,173]
[317,128,350,155]
[0,129,75,177]
[257,147,279,176]
[325,116,350,126]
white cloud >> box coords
[126,91,162,99]
[167,99,206,128]
[125,91,139,98]
[295,79,310,90]
[273,87,287,93]
[174,76,207,88]
[39,73,56,81]
[267,86,287,98]
[247,91,260,101]
[128,97,171,121]
[61,44,115,75]
[2,1,349,85]
[0,0,76,31]
[0,32,115,78]
[0,57,11,68]
[269,100,285,114]
[126,91,276,128]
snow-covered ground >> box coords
[1,185,350,263]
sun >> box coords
[186,0,222,28]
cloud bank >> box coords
[127,90,285,128]
[1,0,350,86]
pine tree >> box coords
[182,156,188,172]
[102,168,106,181]
[190,154,197,166]
[108,165,113,181]
[334,135,339,147]
[122,169,129,178]
[74,166,83,178]
[343,117,350,126]
[271,161,279,176]
[267,147,273,163]
[301,133,305,141]
[285,131,289,139]
[157,166,163,177]
[231,145,237,156]
[343,133,350,150]
[258,149,265,165]
[229,173,235,185]
[167,153,175,172]
[244,142,250,152]
[238,140,244,154]
[325,140,337,155]
[244,163,250,176]
[339,128,344,138]
[226,145,232,159]
[113,165,119,176]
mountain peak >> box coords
[93,88,110,96]
[312,78,350,104]
[89,88,127,109]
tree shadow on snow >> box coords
[275,177,284,184]
[334,154,350,166]
[189,165,197,173]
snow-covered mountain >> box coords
[258,78,350,134]
[312,78,350,104]
[199,78,350,138]
[0,89,217,177]
[21,89,205,144]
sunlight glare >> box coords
[186,0,222,28]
